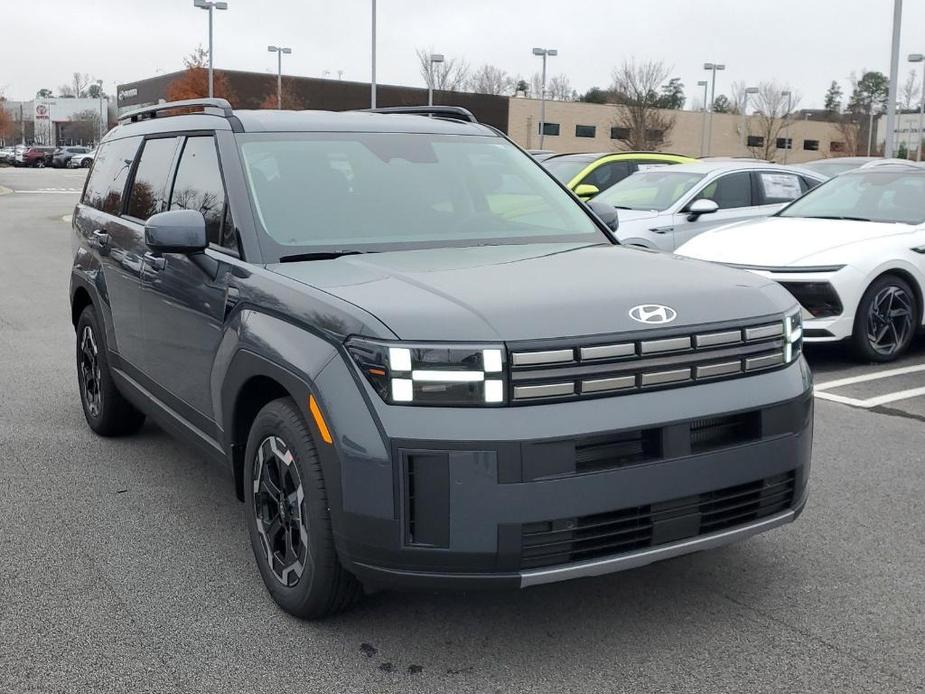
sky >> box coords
[2,0,924,110]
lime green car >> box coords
[542,152,695,200]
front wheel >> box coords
[851,275,918,362]
[244,398,361,619]
[82,158,92,168]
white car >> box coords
[67,149,96,168]
[592,161,826,251]
[678,166,925,361]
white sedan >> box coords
[677,166,925,362]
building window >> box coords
[803,139,820,151]
[747,135,765,148]
[830,141,845,153]
[610,126,631,140]
[776,137,793,150]
[538,122,560,136]
[646,129,664,144]
[575,124,596,138]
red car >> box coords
[14,146,56,167]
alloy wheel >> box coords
[79,325,102,418]
[252,436,308,587]
[866,285,913,357]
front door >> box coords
[139,135,236,431]
[671,171,755,250]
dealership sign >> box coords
[35,104,49,119]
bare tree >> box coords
[726,80,746,115]
[416,48,469,93]
[57,84,76,98]
[72,72,91,98]
[609,59,676,151]
[547,74,573,101]
[467,64,514,96]
[68,109,101,143]
[834,116,862,156]
[900,70,920,111]
[529,72,544,99]
[745,82,800,161]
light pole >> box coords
[193,0,228,98]
[370,0,377,108]
[96,79,104,144]
[908,54,924,161]
[267,45,292,110]
[427,54,444,106]
[781,90,792,163]
[741,86,759,152]
[884,0,903,157]
[533,47,557,149]
[703,62,725,156]
[868,105,878,156]
[697,80,709,156]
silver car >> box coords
[593,161,827,251]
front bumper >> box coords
[314,355,814,590]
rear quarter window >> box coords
[83,136,142,215]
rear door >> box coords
[74,136,144,364]
[139,134,238,430]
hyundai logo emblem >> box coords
[629,304,678,324]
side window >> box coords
[583,162,633,192]
[757,172,803,204]
[800,176,821,193]
[169,136,232,248]
[694,172,752,209]
[126,137,179,221]
[82,136,142,215]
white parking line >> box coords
[814,362,925,409]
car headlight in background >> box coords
[345,337,506,406]
[784,310,803,363]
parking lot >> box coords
[1,167,923,693]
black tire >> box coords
[75,305,146,436]
[244,398,361,619]
[851,274,918,362]
[82,158,92,168]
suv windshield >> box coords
[542,156,595,183]
[778,171,925,225]
[593,170,705,211]
[236,132,604,254]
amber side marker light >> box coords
[308,395,334,445]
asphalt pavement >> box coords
[1,168,923,694]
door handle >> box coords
[90,230,110,248]
[143,251,166,272]
[649,226,674,234]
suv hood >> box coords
[679,216,912,266]
[269,243,791,341]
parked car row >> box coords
[0,143,95,168]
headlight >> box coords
[345,337,506,406]
[783,310,803,363]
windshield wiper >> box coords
[278,250,376,263]
[798,215,873,222]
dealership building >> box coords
[0,97,112,147]
[117,69,848,162]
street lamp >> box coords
[781,90,793,163]
[533,47,558,149]
[193,0,228,99]
[96,79,104,144]
[883,0,903,157]
[698,80,708,156]
[370,0,377,108]
[703,62,726,156]
[741,86,759,151]
[427,53,444,107]
[267,45,292,110]
[908,53,924,161]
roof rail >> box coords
[360,105,478,123]
[118,98,234,123]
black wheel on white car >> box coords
[852,275,917,362]
[75,305,146,436]
[243,398,361,619]
[82,158,92,168]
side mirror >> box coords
[574,183,600,200]
[587,201,619,232]
[687,198,719,221]
[144,210,207,254]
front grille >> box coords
[519,472,795,570]
[508,318,788,402]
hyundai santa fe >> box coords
[69,99,812,618]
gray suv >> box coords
[69,99,812,618]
